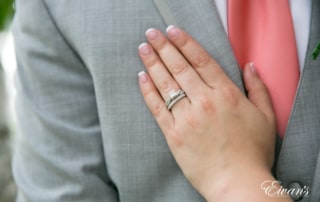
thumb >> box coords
[243,63,275,122]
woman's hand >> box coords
[137,26,291,201]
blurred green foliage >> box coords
[0,0,14,31]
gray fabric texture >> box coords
[277,1,320,201]
[12,0,319,201]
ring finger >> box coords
[138,42,190,114]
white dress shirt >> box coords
[214,0,312,71]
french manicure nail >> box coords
[139,43,151,56]
[145,28,159,40]
[166,25,180,38]
[138,71,148,83]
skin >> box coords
[137,26,293,202]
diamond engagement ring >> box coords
[165,90,187,110]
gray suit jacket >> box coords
[12,0,320,201]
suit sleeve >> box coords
[12,0,118,201]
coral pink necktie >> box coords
[228,0,300,137]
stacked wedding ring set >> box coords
[165,90,187,111]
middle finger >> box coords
[145,28,208,98]
[138,42,190,113]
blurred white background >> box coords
[0,31,17,202]
[1,32,16,125]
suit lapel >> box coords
[153,0,244,91]
[278,0,320,200]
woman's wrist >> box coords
[200,165,292,202]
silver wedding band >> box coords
[165,90,187,110]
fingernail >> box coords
[166,25,180,38]
[146,28,159,41]
[138,71,148,83]
[249,62,256,74]
[139,43,152,56]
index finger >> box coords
[166,25,234,89]
[145,28,208,98]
